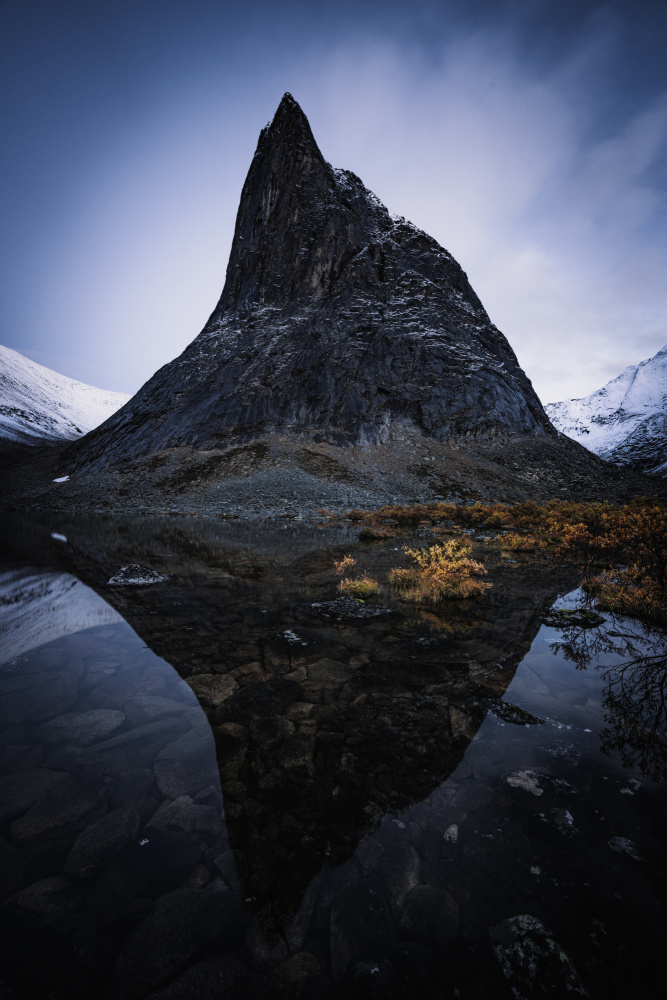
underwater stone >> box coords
[490,914,589,999]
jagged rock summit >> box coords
[70,93,551,473]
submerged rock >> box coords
[608,836,642,861]
[107,565,169,586]
[490,914,589,998]
[488,699,544,726]
[541,608,605,629]
[330,878,396,983]
[33,708,126,746]
[505,771,544,797]
[398,884,460,944]
[63,806,140,877]
[109,880,248,999]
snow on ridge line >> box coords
[545,343,667,474]
[0,345,131,445]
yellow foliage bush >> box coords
[389,539,490,602]
[501,532,538,552]
[338,497,667,626]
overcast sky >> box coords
[2,0,666,404]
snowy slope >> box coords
[0,345,130,446]
[546,345,667,475]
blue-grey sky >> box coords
[2,0,666,403]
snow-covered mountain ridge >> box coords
[546,344,667,475]
[0,345,130,447]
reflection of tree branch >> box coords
[549,611,667,780]
[598,651,667,781]
[549,611,657,671]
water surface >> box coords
[0,514,665,999]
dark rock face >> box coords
[71,93,552,472]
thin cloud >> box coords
[4,3,666,404]
[303,29,667,402]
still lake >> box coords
[1,513,665,999]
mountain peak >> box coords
[219,94,330,310]
[0,345,129,448]
[69,96,553,472]
[264,92,318,145]
[546,345,667,475]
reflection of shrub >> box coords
[338,575,380,598]
[390,539,490,602]
[585,568,667,628]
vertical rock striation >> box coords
[70,93,552,472]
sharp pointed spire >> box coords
[271,92,314,132]
[256,92,323,167]
[67,90,558,481]
[219,93,331,309]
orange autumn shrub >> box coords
[500,532,538,552]
[389,539,490,602]
[337,498,667,625]
[334,555,357,575]
[333,555,379,598]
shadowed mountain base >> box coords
[1,429,666,515]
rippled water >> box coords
[0,514,665,1000]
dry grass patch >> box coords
[338,576,381,599]
[334,554,380,599]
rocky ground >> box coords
[1,428,666,518]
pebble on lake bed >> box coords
[506,771,543,796]
[490,914,590,998]
[551,808,577,835]
[608,836,642,861]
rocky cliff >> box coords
[68,93,552,473]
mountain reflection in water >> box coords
[0,513,665,1000]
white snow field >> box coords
[546,344,667,475]
[0,345,130,446]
